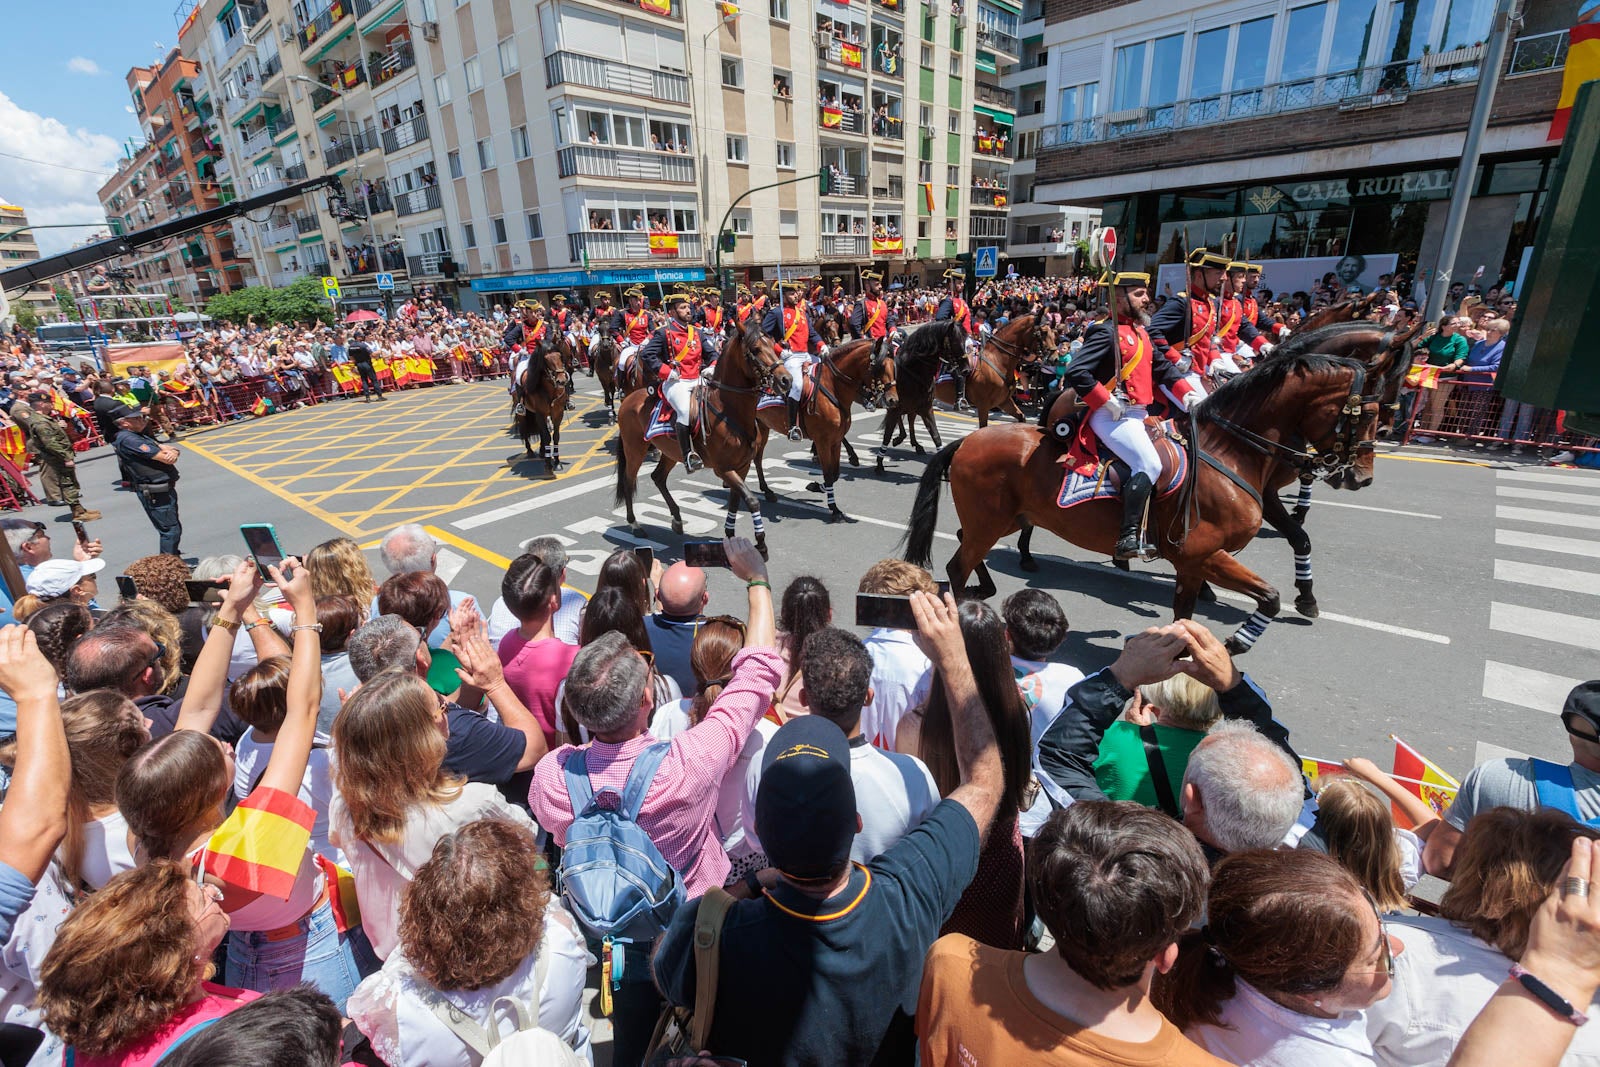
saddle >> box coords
[645,382,706,441]
[1055,421,1189,511]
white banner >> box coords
[1155,253,1401,304]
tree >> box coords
[52,286,80,322]
[12,304,39,333]
[204,277,333,326]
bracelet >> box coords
[211,616,241,633]
[291,623,323,634]
[1510,964,1590,1026]
[747,579,771,590]
[243,619,271,632]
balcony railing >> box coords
[821,170,869,196]
[170,184,195,207]
[380,112,429,154]
[372,45,416,86]
[544,51,691,105]
[975,24,1021,58]
[971,187,1010,207]
[822,234,870,257]
[1040,52,1523,148]
[259,220,298,246]
[872,45,903,76]
[407,252,452,276]
[217,30,246,66]
[297,0,352,52]
[362,186,394,215]
[239,126,272,157]
[557,144,694,183]
[973,131,1012,158]
[394,185,443,216]
[873,115,904,140]
[284,161,309,181]
[568,231,704,262]
[260,54,283,81]
[873,0,905,11]
[1509,29,1569,76]
[325,129,380,166]
[820,105,866,134]
[820,37,868,71]
[294,213,320,234]
[222,83,277,122]
[246,171,287,196]
[239,1,268,27]
[975,83,1016,110]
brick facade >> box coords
[1042,0,1130,22]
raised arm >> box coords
[725,536,773,647]
[0,628,68,883]
[1344,756,1440,840]
[253,560,322,797]
[451,612,548,773]
[176,558,263,734]
[911,591,1002,839]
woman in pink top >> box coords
[496,550,580,746]
[38,860,259,1066]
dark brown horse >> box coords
[615,323,790,556]
[751,338,898,521]
[905,352,1382,654]
[513,340,571,474]
[933,313,1056,428]
[876,319,966,472]
[589,331,619,422]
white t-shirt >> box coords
[331,784,536,960]
[487,589,584,647]
[1190,978,1376,1066]
[79,810,137,890]
[859,629,931,751]
[0,861,71,1033]
[348,903,594,1067]
[233,730,342,864]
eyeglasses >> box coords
[1360,888,1396,978]
[145,640,167,671]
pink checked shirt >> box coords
[529,647,783,896]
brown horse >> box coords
[905,352,1381,654]
[876,319,966,471]
[513,340,571,474]
[751,339,898,521]
[589,331,619,422]
[614,323,790,556]
[933,313,1056,428]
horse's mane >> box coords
[1273,319,1387,359]
[895,319,963,393]
[1200,352,1362,422]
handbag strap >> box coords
[690,887,737,1052]
[1139,724,1181,819]
[417,988,493,1057]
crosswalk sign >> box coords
[375,272,394,291]
[321,276,341,300]
[974,246,999,278]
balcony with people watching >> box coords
[819,82,867,135]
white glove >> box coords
[1181,390,1204,412]
[1174,352,1193,375]
[1258,341,1276,356]
[818,345,830,359]
[1101,395,1127,421]
[1279,328,1293,341]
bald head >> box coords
[656,562,708,616]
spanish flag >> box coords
[718,1,740,17]
[1390,735,1461,829]
[821,105,843,127]
[639,0,672,14]
[649,233,680,256]
[840,42,863,68]
[992,193,1008,207]
[251,395,273,417]
[1550,7,1600,141]
[922,182,935,211]
[204,787,314,901]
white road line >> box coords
[1495,505,1600,532]
[1490,602,1600,652]
[1495,558,1600,597]
[1496,485,1600,507]
[1312,612,1452,643]
[1497,470,1600,487]
[1276,496,1440,519]
[1483,660,1584,714]
[1496,528,1600,557]
[452,474,614,530]
[434,548,467,585]
[680,479,959,540]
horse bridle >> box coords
[1205,360,1382,478]
[819,343,894,411]
[981,319,1054,370]
[705,333,785,397]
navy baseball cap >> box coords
[755,716,857,880]
[1564,681,1600,730]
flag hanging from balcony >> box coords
[872,236,903,254]
[718,1,740,16]
[639,0,672,15]
[992,193,1007,207]
[821,105,844,127]
[649,233,680,256]
[1550,3,1600,141]
[840,42,864,68]
[922,182,935,211]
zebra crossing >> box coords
[1482,466,1600,715]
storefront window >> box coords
[1487,158,1544,195]
[1283,4,1329,80]
[1327,0,1378,71]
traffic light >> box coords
[720,231,737,253]
[817,166,831,195]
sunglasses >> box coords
[1563,710,1600,743]
[145,640,167,671]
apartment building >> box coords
[180,0,1015,306]
[95,55,248,309]
[1031,0,1574,286]
[0,205,61,322]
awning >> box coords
[273,128,299,146]
[974,53,998,74]
[308,23,356,65]
[216,0,237,21]
[974,104,1014,125]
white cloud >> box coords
[0,92,122,258]
[66,57,102,76]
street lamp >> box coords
[288,73,382,282]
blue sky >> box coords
[0,1,191,254]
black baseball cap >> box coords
[1563,682,1600,732]
[755,717,858,880]
[108,404,144,422]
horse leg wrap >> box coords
[1231,611,1273,650]
[751,511,767,538]
[1294,552,1313,583]
[1296,481,1314,511]
[724,512,738,537]
[823,482,837,510]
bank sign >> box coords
[1244,168,1456,213]
[470,266,707,293]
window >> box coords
[946,164,960,186]
[512,125,531,159]
[731,209,752,234]
[948,52,960,74]
[477,137,495,169]
[1231,16,1274,90]
[779,209,798,237]
[433,73,452,106]
[526,212,543,239]
[918,159,932,182]
[920,43,933,67]
[447,150,463,178]
[492,216,508,244]
[1329,0,1378,70]
[919,104,932,126]
[917,219,930,238]
[1188,29,1229,98]
[465,57,483,92]
[498,36,519,75]
[947,111,960,132]
[726,135,747,162]
[463,222,477,248]
[1282,3,1328,80]
[776,141,794,168]
[721,57,742,87]
[1111,41,1146,111]
[419,0,436,17]
[769,0,789,20]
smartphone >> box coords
[115,575,138,600]
[632,545,654,571]
[184,579,226,603]
[856,593,917,630]
[240,523,289,580]
[683,540,729,568]
[71,521,89,546]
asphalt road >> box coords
[52,374,1600,781]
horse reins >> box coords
[1204,360,1378,479]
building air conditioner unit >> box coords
[280,24,294,43]
[923,123,938,136]
[422,21,440,41]
[956,14,968,28]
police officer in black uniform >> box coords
[111,404,183,556]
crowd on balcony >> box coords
[972,176,1007,190]
[817,15,865,45]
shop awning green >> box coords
[974,104,1013,124]
[215,0,236,21]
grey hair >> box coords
[0,518,40,556]
[524,536,569,574]
[348,614,422,682]
[565,631,648,736]
[192,554,244,581]
[1182,719,1303,854]
[379,524,436,575]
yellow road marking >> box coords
[1377,452,1493,468]
[424,525,511,569]
[183,437,363,538]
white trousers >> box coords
[509,353,529,392]
[664,374,695,428]
[783,352,812,400]
[618,344,640,376]
[1163,371,1208,409]
[1089,403,1162,482]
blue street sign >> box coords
[974,246,999,278]
[375,272,395,291]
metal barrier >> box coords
[1396,375,1596,459]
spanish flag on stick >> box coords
[1551,1,1600,141]
[203,787,314,901]
[1390,735,1461,829]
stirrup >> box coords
[787,425,803,441]
[685,450,704,472]
[1113,535,1152,561]
[513,402,526,416]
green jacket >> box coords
[18,412,72,463]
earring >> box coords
[1313,1000,1323,1008]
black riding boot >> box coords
[676,424,703,473]
[1114,472,1155,561]
[786,397,803,441]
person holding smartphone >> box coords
[110,405,182,556]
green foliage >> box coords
[13,304,39,332]
[204,277,334,326]
[52,286,81,322]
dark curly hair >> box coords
[124,554,193,615]
[26,601,93,677]
[399,819,549,991]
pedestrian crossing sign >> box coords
[974,246,999,278]
[375,272,394,291]
[321,276,341,300]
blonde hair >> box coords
[1138,673,1221,730]
[1316,777,1407,912]
[306,537,377,603]
[332,671,463,844]
[100,600,183,695]
[1485,318,1511,335]
[857,558,936,597]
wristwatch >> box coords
[744,870,765,898]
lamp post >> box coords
[684,8,739,287]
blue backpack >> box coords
[559,742,685,950]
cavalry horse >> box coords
[751,338,898,521]
[875,319,966,472]
[905,351,1385,654]
[512,339,571,474]
[589,330,620,422]
[932,313,1056,428]
[614,323,791,557]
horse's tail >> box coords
[613,431,635,507]
[903,438,961,567]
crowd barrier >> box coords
[1395,375,1598,461]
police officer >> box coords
[1148,248,1229,404]
[762,282,822,441]
[111,404,183,556]
[638,293,708,472]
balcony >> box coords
[820,37,868,72]
[362,186,394,215]
[284,161,309,181]
[873,0,905,13]
[313,67,366,112]
[407,251,452,277]
[557,144,694,183]
[171,184,195,208]
[380,113,429,154]
[294,213,320,234]
[217,30,246,67]
[394,185,443,216]
[269,268,307,287]
[975,83,1016,111]
[872,44,904,77]
[325,129,380,166]
[259,220,298,247]
[820,105,866,135]
[971,186,1009,208]
[239,126,273,157]
[346,246,408,275]
[371,44,416,87]
[223,83,279,123]
[822,170,869,197]
[822,234,870,258]
[873,115,904,140]
[975,24,1021,60]
[567,231,704,263]
[297,1,352,53]
[239,1,268,27]
[544,51,691,105]
[260,54,283,82]
[1509,29,1568,76]
[973,131,1012,158]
